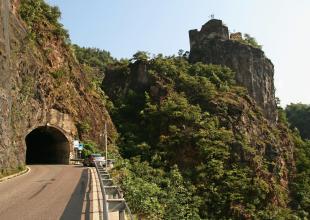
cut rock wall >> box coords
[0,0,115,173]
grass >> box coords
[0,165,26,180]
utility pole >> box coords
[104,122,108,169]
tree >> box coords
[131,51,149,62]
[243,33,262,49]
[286,103,310,140]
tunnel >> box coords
[26,126,70,164]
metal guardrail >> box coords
[94,161,133,220]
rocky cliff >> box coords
[189,19,277,122]
[0,0,115,174]
[100,21,297,218]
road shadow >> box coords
[60,168,90,220]
[28,182,51,199]
[73,165,85,168]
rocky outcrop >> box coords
[0,0,115,174]
[189,19,277,122]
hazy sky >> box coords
[47,0,310,107]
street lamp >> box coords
[104,122,108,169]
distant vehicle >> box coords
[83,153,105,167]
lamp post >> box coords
[104,122,108,169]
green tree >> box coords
[243,33,262,49]
[131,51,150,62]
[73,45,115,72]
[286,103,310,140]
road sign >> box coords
[73,140,79,149]
[78,143,84,150]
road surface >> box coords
[0,165,92,220]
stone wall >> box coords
[189,19,229,49]
[230,32,242,41]
[189,19,277,122]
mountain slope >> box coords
[0,0,116,175]
[101,53,299,219]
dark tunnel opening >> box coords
[26,126,70,164]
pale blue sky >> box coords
[47,0,310,107]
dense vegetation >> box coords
[99,52,309,219]
[284,104,310,218]
[286,103,310,140]
[18,1,310,219]
[20,0,69,42]
[290,134,310,218]
[73,45,115,72]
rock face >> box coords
[189,19,277,122]
[0,0,115,174]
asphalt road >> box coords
[0,165,91,220]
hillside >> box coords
[0,0,116,175]
[98,22,309,219]
[74,17,310,220]
[99,52,309,219]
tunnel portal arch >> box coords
[25,126,70,164]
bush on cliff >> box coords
[20,0,69,42]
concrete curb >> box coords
[0,166,31,183]
[90,167,102,220]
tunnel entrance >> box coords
[26,126,70,164]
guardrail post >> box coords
[119,209,125,220]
